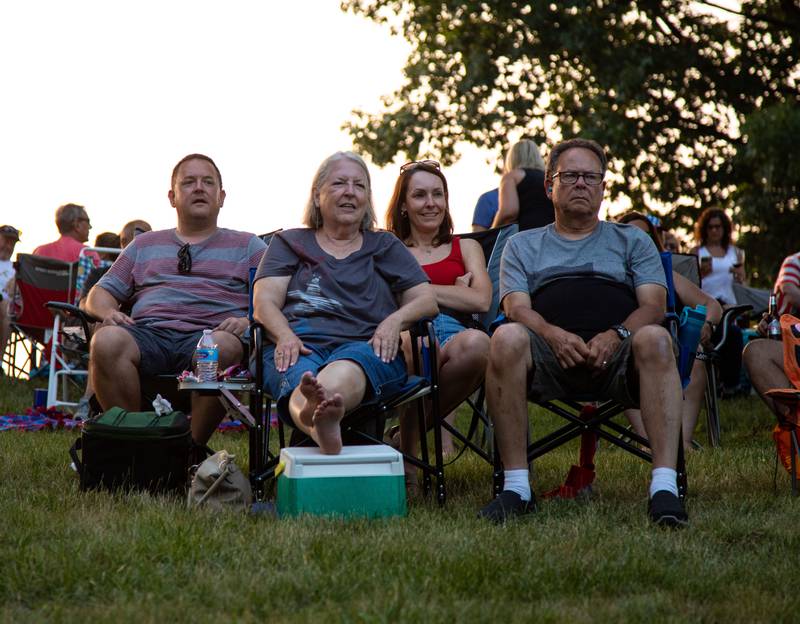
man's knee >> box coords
[743,338,781,372]
[212,331,244,367]
[632,325,674,367]
[489,323,530,365]
[91,326,140,368]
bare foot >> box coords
[312,394,345,454]
[297,371,326,428]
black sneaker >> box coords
[478,490,536,524]
[648,490,689,528]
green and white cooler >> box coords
[276,445,407,518]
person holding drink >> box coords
[690,208,746,397]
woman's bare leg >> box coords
[288,360,367,454]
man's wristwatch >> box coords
[611,324,631,340]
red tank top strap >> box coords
[422,236,467,286]
[450,235,463,263]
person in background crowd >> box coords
[79,223,152,307]
[491,138,554,231]
[663,230,681,254]
[618,211,722,451]
[690,208,746,397]
[0,225,21,362]
[34,203,99,267]
[471,187,499,232]
[74,232,120,300]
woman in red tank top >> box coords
[386,160,492,490]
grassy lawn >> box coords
[1,374,798,623]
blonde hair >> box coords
[302,151,376,231]
[504,139,545,173]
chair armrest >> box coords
[709,304,752,354]
[249,321,265,386]
[408,318,438,382]
[45,301,100,343]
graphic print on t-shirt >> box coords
[289,273,345,315]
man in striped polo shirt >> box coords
[85,154,266,445]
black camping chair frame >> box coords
[247,319,446,504]
[490,251,692,501]
[431,225,520,467]
[696,303,751,447]
[503,398,689,500]
[488,392,689,501]
[670,252,752,447]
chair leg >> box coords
[492,436,503,498]
[429,389,445,506]
[791,428,799,498]
[677,431,688,500]
[705,361,722,447]
[416,400,433,498]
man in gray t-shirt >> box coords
[478,138,687,528]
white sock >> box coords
[649,467,678,498]
[503,469,531,501]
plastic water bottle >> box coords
[195,329,219,382]
[678,304,707,388]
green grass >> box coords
[1,375,799,623]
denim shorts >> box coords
[261,341,408,424]
[122,325,203,375]
[123,324,247,376]
[432,312,468,347]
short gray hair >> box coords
[302,152,376,231]
[546,138,607,179]
[55,203,87,234]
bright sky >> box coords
[1,1,502,256]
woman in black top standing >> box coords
[491,138,554,231]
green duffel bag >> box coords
[69,408,191,494]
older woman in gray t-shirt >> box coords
[253,152,437,454]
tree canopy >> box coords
[342,0,799,284]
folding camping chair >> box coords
[762,314,800,496]
[45,246,122,411]
[428,224,518,467]
[672,252,751,447]
[2,254,77,380]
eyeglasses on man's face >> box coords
[177,243,192,275]
[552,171,604,186]
[400,159,441,174]
[77,217,92,228]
